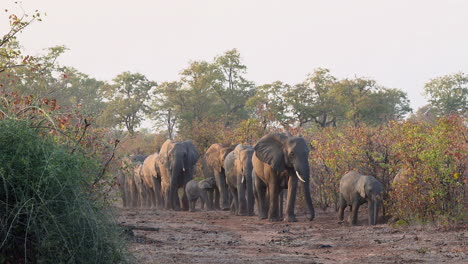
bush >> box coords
[0,120,128,263]
[307,116,467,224]
[388,116,467,223]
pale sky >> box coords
[3,0,468,111]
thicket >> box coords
[307,116,467,224]
[0,94,129,263]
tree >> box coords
[0,7,42,73]
[56,66,105,117]
[286,68,339,127]
[331,77,411,126]
[212,49,255,125]
[424,72,467,116]
[99,72,156,134]
[246,81,291,129]
[152,81,182,140]
[362,88,412,124]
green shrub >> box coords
[0,120,128,263]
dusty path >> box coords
[117,208,467,264]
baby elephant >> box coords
[338,171,383,225]
[185,177,216,212]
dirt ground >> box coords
[117,207,467,264]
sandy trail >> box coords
[118,208,467,264]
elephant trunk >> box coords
[169,156,184,210]
[297,164,315,221]
[368,195,380,225]
[302,178,315,221]
[245,169,254,216]
[214,170,230,210]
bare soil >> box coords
[117,208,467,264]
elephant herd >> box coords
[117,133,384,225]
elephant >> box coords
[338,171,383,225]
[119,155,147,208]
[132,162,147,208]
[185,177,217,212]
[158,139,199,210]
[116,170,129,207]
[392,167,411,187]
[204,143,237,210]
[252,133,315,222]
[141,152,164,209]
[224,144,255,216]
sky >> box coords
[2,0,468,111]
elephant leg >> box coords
[215,171,230,210]
[164,186,172,210]
[132,185,139,208]
[238,178,247,216]
[255,176,268,219]
[229,186,239,215]
[214,187,221,210]
[173,188,181,211]
[155,179,164,209]
[200,196,205,210]
[122,185,129,208]
[181,185,189,211]
[246,174,254,216]
[286,176,298,222]
[189,198,196,212]
[206,189,214,210]
[200,191,209,211]
[351,201,360,225]
[150,189,157,208]
[338,194,347,221]
[279,189,284,221]
[268,180,281,222]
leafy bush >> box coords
[0,120,128,262]
[388,116,467,223]
[307,116,467,224]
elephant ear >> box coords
[357,176,367,199]
[254,133,286,172]
[205,144,223,173]
[199,178,214,189]
[183,140,199,167]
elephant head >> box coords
[357,175,383,225]
[254,133,315,221]
[205,143,237,210]
[198,177,216,190]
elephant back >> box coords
[158,139,173,166]
[393,167,411,187]
[205,143,236,173]
[141,152,159,189]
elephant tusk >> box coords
[296,171,306,183]
[182,167,186,172]
[242,176,245,183]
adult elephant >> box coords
[158,140,199,210]
[132,162,147,208]
[252,133,315,222]
[204,143,236,210]
[224,144,255,216]
[119,155,146,207]
[338,171,383,225]
[116,170,129,207]
[141,152,164,209]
